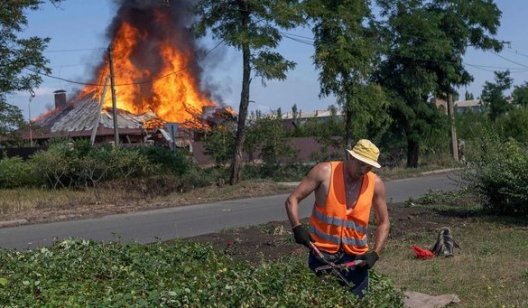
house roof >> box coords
[455,99,481,108]
[36,96,161,134]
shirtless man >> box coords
[285,139,390,297]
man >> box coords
[285,139,390,297]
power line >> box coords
[44,47,106,53]
[492,52,528,69]
[27,40,225,87]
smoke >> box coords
[108,0,201,80]
[79,0,225,108]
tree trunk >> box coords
[229,5,251,185]
[447,93,459,161]
[344,81,354,149]
[406,137,419,168]
[345,108,353,149]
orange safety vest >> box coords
[309,161,375,255]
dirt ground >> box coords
[2,178,467,265]
[190,200,468,264]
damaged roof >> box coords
[36,96,161,134]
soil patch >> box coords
[189,201,472,265]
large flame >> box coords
[80,10,215,124]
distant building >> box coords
[431,97,483,114]
[455,99,483,114]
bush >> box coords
[29,141,158,189]
[465,135,528,215]
[137,146,192,176]
[0,156,43,188]
[0,239,403,307]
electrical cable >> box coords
[26,39,225,87]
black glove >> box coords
[359,251,379,269]
[292,225,312,248]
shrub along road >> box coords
[0,171,460,250]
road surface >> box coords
[0,171,461,250]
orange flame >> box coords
[80,13,215,124]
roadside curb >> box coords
[419,168,463,176]
[0,219,28,228]
[278,168,463,187]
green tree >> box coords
[303,105,345,161]
[464,91,474,100]
[203,124,236,167]
[0,0,62,138]
[512,82,528,107]
[194,0,304,184]
[495,107,528,143]
[0,103,24,139]
[306,0,389,148]
[481,70,513,121]
[375,0,502,167]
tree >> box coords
[203,125,236,167]
[0,0,62,138]
[306,0,389,148]
[464,91,474,100]
[194,0,304,184]
[375,0,502,167]
[481,70,513,121]
[512,82,528,107]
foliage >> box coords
[137,146,192,176]
[512,82,528,107]
[194,0,305,184]
[375,0,502,168]
[202,124,235,167]
[0,0,63,137]
[306,0,390,147]
[303,105,345,161]
[27,141,157,189]
[481,70,513,121]
[246,112,295,166]
[495,107,528,144]
[0,156,43,188]
[464,134,528,215]
[455,110,492,141]
[0,239,403,307]
[0,101,25,140]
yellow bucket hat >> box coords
[346,139,381,168]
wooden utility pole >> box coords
[108,46,119,146]
[447,93,459,161]
[90,76,110,146]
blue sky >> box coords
[7,0,528,120]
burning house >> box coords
[31,0,233,147]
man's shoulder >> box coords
[310,161,336,178]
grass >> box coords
[0,160,457,222]
[377,204,528,307]
[0,180,293,223]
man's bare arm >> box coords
[285,163,328,228]
[372,175,390,255]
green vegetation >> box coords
[379,191,528,307]
[0,0,63,141]
[464,135,528,215]
[194,0,305,184]
[0,239,402,307]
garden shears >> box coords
[309,243,365,286]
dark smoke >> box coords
[109,0,201,90]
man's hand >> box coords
[359,251,379,269]
[292,225,312,248]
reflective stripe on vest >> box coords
[309,161,375,255]
[308,225,368,247]
[311,208,369,235]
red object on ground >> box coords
[411,245,434,259]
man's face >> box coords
[345,154,373,178]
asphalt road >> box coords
[0,171,461,250]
